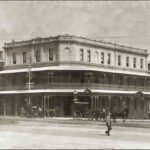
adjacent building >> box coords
[0,35,150,119]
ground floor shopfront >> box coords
[0,91,150,119]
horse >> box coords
[116,109,129,124]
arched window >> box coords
[63,47,70,61]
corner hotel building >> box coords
[0,34,150,119]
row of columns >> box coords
[90,95,148,118]
[91,96,129,111]
[0,94,148,118]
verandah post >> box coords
[3,98,6,116]
[15,98,17,116]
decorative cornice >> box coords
[3,35,148,56]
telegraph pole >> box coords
[69,36,71,88]
[26,51,32,105]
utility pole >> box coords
[68,36,71,88]
[26,51,32,105]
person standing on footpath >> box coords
[105,111,112,136]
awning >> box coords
[0,68,27,74]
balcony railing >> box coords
[0,83,150,92]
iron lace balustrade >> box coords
[0,83,148,91]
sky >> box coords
[1,1,150,54]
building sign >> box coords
[73,98,78,102]
[84,88,91,95]
[135,91,144,99]
[74,101,89,104]
[135,91,144,102]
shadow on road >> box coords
[0,118,17,125]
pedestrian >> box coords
[102,108,106,122]
[38,106,42,118]
[20,106,25,118]
[73,111,77,120]
[105,111,112,136]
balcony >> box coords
[0,82,149,92]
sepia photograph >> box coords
[0,0,150,149]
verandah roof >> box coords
[0,89,149,95]
[0,65,149,77]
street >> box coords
[0,118,150,149]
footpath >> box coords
[0,116,150,128]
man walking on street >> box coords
[105,111,112,136]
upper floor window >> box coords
[49,49,53,61]
[126,56,129,67]
[0,52,3,60]
[35,50,40,62]
[107,53,111,65]
[12,53,16,64]
[140,58,143,69]
[80,49,84,61]
[87,50,91,62]
[118,55,121,66]
[101,52,104,64]
[64,47,70,61]
[133,58,136,68]
[95,52,98,62]
[22,52,27,64]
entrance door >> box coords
[63,98,71,116]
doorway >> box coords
[63,97,72,116]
